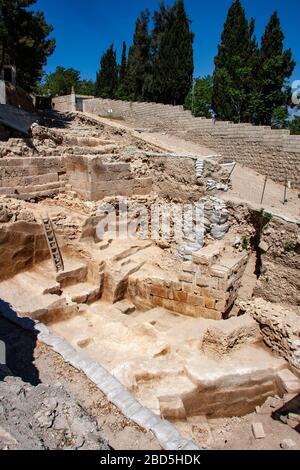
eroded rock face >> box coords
[0,197,36,223]
[0,221,48,281]
[254,217,300,308]
[202,314,261,357]
[0,370,109,450]
[241,298,300,371]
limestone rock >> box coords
[280,439,296,450]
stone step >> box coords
[63,281,101,304]
[15,293,68,320]
[0,181,64,196]
[56,259,88,288]
[63,136,113,147]
[0,172,58,188]
[277,369,300,394]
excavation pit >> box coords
[1,111,299,449]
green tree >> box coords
[37,66,80,96]
[0,0,55,91]
[184,75,213,117]
[251,12,295,125]
[289,116,300,135]
[76,79,95,96]
[271,107,289,129]
[115,41,128,100]
[95,44,118,98]
[36,67,95,96]
[125,10,152,101]
[152,0,194,105]
[212,0,258,122]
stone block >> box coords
[215,299,227,312]
[173,290,188,303]
[159,396,186,420]
[210,264,230,279]
[195,274,209,287]
[210,289,229,301]
[178,272,194,283]
[251,422,265,439]
[192,245,221,266]
[277,369,300,394]
[187,294,205,307]
[204,298,216,309]
[181,282,194,293]
[150,284,169,299]
[182,261,197,274]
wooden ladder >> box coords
[41,214,64,273]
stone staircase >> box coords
[0,155,66,199]
[83,98,300,186]
[0,117,125,200]
[0,257,102,322]
[84,97,300,151]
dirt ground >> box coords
[0,316,160,451]
[1,315,299,451]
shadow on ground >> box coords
[0,299,40,385]
[272,394,300,434]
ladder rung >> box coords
[42,215,64,273]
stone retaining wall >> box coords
[81,97,300,187]
[66,155,152,201]
[0,156,66,197]
[52,95,74,112]
[242,298,300,372]
[128,244,248,319]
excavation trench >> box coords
[0,200,291,427]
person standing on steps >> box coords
[211,110,217,125]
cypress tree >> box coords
[125,10,152,101]
[153,0,194,105]
[95,44,118,98]
[115,41,128,100]
[212,0,258,122]
[119,41,127,83]
[253,12,295,125]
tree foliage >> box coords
[289,116,300,135]
[95,44,118,98]
[0,0,55,91]
[212,2,295,125]
[212,0,258,122]
[152,0,194,105]
[251,12,295,125]
[36,66,95,96]
[115,41,128,100]
[184,75,213,117]
[96,1,194,105]
[124,10,152,101]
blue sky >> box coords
[34,0,299,85]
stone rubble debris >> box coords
[206,179,229,192]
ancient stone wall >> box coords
[82,97,300,187]
[242,298,300,372]
[128,244,248,319]
[52,95,74,112]
[66,155,152,201]
[5,82,34,112]
[0,155,66,198]
[185,131,300,188]
[254,215,300,309]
